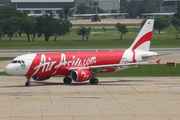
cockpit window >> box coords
[11,60,18,63]
[11,60,25,64]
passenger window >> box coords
[18,60,21,63]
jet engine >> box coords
[32,76,51,81]
[70,70,92,82]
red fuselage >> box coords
[26,50,126,77]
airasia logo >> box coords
[32,53,96,76]
[81,71,89,80]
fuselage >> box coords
[5,49,157,77]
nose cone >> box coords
[5,63,29,76]
[5,64,14,75]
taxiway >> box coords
[0,76,180,120]
[0,48,180,119]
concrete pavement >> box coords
[0,76,180,120]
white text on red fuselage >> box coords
[32,53,97,75]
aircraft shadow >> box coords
[0,79,152,88]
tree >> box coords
[54,19,72,41]
[120,0,129,13]
[35,14,57,41]
[76,3,94,14]
[20,17,36,41]
[0,7,27,20]
[0,0,9,4]
[154,17,170,34]
[111,9,118,13]
[115,23,128,40]
[120,0,161,18]
[58,7,73,20]
[76,26,91,41]
[0,17,19,41]
[171,5,180,33]
[76,3,105,14]
[141,19,147,28]
[28,16,38,41]
[0,7,27,40]
[0,27,3,39]
[171,17,180,33]
[94,7,105,14]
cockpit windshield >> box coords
[11,60,18,63]
[11,60,25,64]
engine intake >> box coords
[71,70,92,82]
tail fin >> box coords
[128,19,154,51]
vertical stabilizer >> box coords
[128,19,154,51]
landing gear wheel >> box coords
[25,82,31,86]
[90,78,98,85]
[63,77,72,84]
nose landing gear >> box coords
[25,77,31,86]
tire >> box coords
[90,78,98,84]
[25,82,31,86]
[63,77,72,84]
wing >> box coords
[72,13,129,17]
[72,14,96,17]
[98,13,129,16]
[68,62,148,71]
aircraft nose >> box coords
[5,64,14,75]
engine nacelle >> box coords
[70,70,92,82]
[32,76,51,81]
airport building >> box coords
[76,0,120,12]
[10,0,75,15]
[93,0,120,12]
[160,0,180,13]
[10,0,120,16]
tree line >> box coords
[0,6,94,42]
[2,4,180,42]
[116,4,180,40]
[0,7,73,41]
[120,0,161,18]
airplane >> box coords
[72,13,129,22]
[5,19,158,86]
[73,13,129,17]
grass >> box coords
[0,57,14,61]
[0,27,180,49]
[97,64,180,77]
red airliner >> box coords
[5,19,157,86]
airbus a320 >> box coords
[5,19,157,86]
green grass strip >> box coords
[0,57,14,61]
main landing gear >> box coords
[63,77,72,84]
[63,76,98,85]
[25,77,31,86]
[90,78,99,84]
